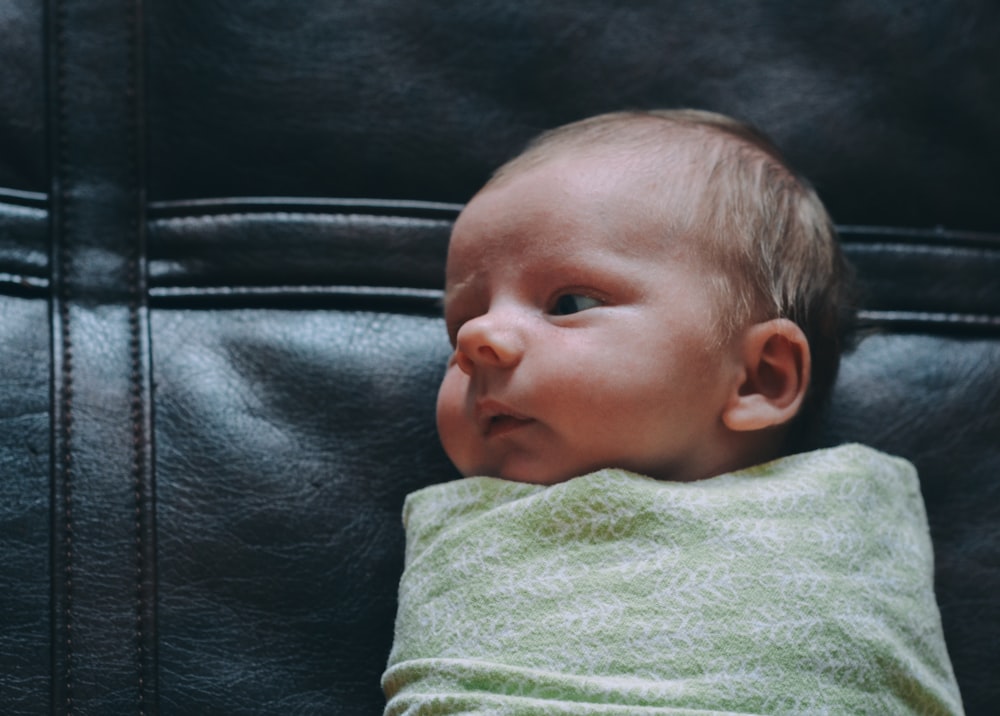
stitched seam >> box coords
[124,0,151,712]
[845,242,1000,261]
[56,246,74,716]
[149,284,444,298]
[857,309,1000,326]
[150,211,454,230]
[0,272,48,288]
[128,266,147,716]
[52,0,75,710]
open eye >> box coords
[551,293,603,316]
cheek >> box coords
[435,372,459,433]
[436,369,471,466]
[577,345,700,423]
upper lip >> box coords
[475,398,533,436]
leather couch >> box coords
[1,1,997,713]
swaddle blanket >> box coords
[383,444,963,715]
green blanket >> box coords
[383,444,963,714]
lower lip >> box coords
[485,415,534,438]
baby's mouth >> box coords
[484,413,534,438]
[476,398,535,438]
[476,399,534,438]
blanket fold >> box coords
[383,444,963,714]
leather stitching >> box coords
[51,0,75,710]
[52,1,74,715]
[124,1,153,713]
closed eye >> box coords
[551,293,603,316]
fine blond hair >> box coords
[487,109,855,434]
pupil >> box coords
[556,295,580,314]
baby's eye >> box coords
[551,293,603,316]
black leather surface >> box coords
[142,1,1000,231]
[0,0,44,193]
[1,1,998,714]
[817,334,1000,707]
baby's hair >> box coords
[487,109,855,442]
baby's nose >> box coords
[454,312,523,374]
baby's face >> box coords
[437,151,744,484]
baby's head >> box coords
[437,109,853,485]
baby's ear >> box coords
[722,319,811,432]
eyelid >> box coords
[547,287,608,314]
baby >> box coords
[384,110,964,714]
[437,108,850,486]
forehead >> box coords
[447,147,709,278]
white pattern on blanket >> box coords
[383,444,964,715]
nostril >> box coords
[477,345,501,363]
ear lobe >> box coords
[722,319,811,432]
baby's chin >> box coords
[456,455,703,484]
[492,471,577,486]
[459,459,603,486]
